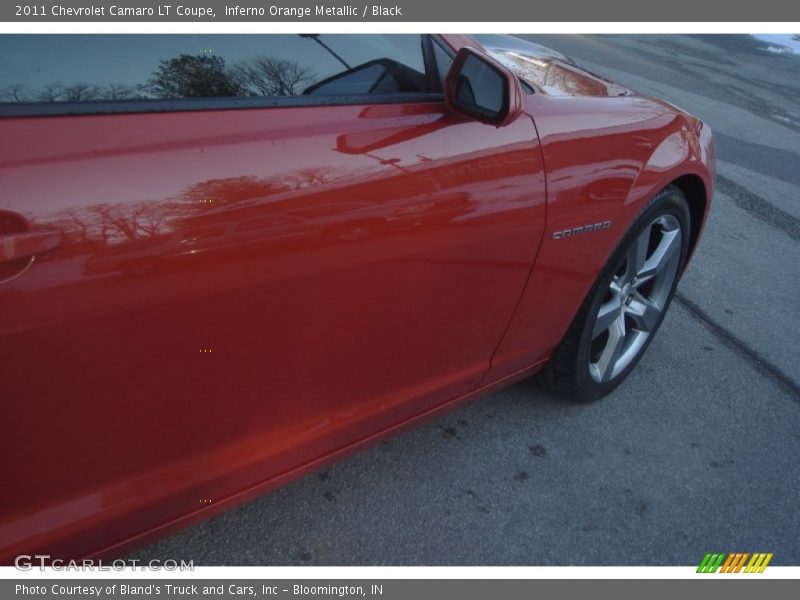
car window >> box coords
[304,59,427,96]
[0,34,430,105]
[431,38,455,85]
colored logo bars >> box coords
[697,553,773,573]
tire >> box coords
[540,185,691,402]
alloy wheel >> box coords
[588,214,683,383]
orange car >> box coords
[0,34,714,561]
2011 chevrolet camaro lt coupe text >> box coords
[0,34,714,562]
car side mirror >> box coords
[444,46,524,127]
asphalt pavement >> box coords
[131,35,800,565]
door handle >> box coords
[0,230,61,262]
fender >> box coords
[627,119,715,211]
[482,94,714,383]
[626,118,715,266]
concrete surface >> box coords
[131,35,800,565]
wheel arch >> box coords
[629,121,714,269]
[669,173,709,267]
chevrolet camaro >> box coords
[0,33,714,561]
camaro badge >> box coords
[552,220,612,240]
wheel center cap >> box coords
[622,284,634,304]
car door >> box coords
[0,34,546,559]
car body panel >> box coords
[485,92,714,379]
[443,34,714,382]
[0,34,713,562]
[0,100,546,562]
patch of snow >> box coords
[751,34,800,56]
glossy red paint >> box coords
[0,34,714,562]
[485,92,714,380]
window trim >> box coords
[0,35,447,119]
[0,92,445,118]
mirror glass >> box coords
[453,54,505,121]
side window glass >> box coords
[305,59,427,96]
[0,34,430,105]
[432,39,455,86]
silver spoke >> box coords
[625,292,661,333]
[635,228,680,286]
[593,314,627,382]
[593,299,621,339]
